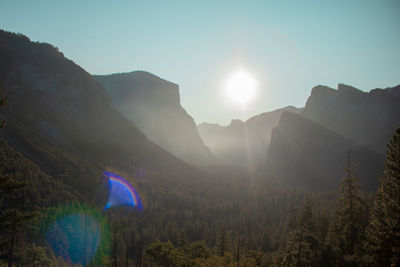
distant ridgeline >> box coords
[198,106,302,167]
[0,29,400,266]
[199,83,400,191]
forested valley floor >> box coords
[0,104,399,267]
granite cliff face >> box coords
[198,82,397,190]
[0,30,193,173]
[302,83,400,155]
[265,111,383,190]
[94,72,215,166]
[264,83,400,190]
[198,106,302,167]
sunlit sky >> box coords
[1,0,399,125]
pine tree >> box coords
[216,225,230,257]
[260,230,272,252]
[282,199,320,267]
[235,235,240,264]
[144,240,184,266]
[327,151,365,266]
[364,128,400,266]
[177,230,189,253]
[187,241,211,259]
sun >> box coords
[225,70,257,105]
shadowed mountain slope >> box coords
[0,30,195,176]
[265,111,384,190]
[302,83,400,155]
[94,72,215,166]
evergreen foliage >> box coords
[216,225,231,257]
[326,152,366,266]
[2,126,399,266]
[281,199,320,267]
[364,128,400,266]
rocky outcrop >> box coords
[302,83,400,155]
[94,72,215,166]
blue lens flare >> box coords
[104,171,142,210]
[46,213,101,266]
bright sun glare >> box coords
[225,70,257,105]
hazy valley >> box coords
[0,27,399,267]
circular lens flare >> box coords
[39,203,111,266]
[46,214,101,265]
[225,70,257,104]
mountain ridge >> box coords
[302,83,400,155]
[94,71,215,166]
[0,29,197,177]
[1,29,398,192]
[198,106,302,167]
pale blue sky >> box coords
[1,0,399,124]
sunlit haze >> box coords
[0,0,399,125]
[0,1,399,266]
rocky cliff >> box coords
[94,72,215,166]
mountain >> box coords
[302,83,400,155]
[198,106,302,167]
[265,111,384,190]
[0,30,195,178]
[94,72,215,166]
